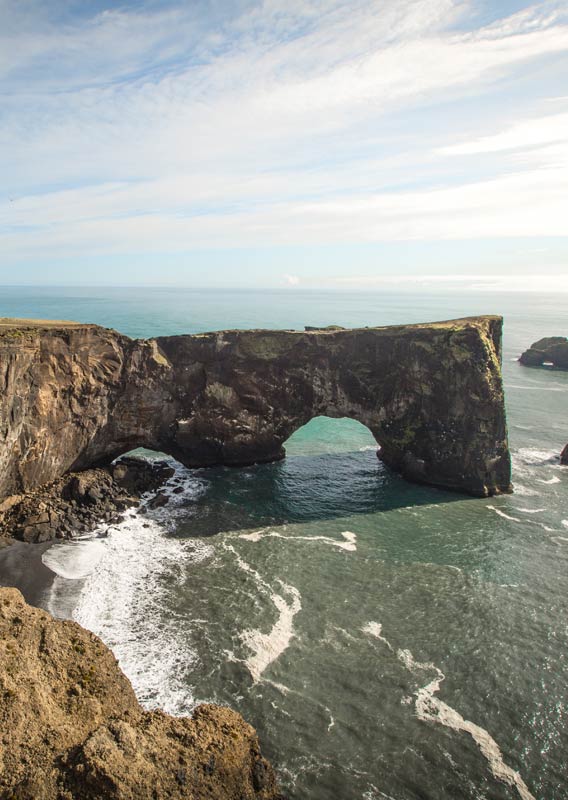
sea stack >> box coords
[519,336,568,369]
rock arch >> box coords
[0,316,511,500]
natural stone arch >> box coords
[0,316,511,500]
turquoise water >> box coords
[1,286,567,800]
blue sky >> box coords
[1,0,567,290]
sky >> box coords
[0,0,567,290]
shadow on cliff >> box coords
[168,450,468,538]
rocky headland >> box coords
[519,336,568,369]
[0,587,281,800]
[0,315,511,500]
[0,315,514,799]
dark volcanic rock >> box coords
[0,587,281,800]
[1,458,172,543]
[0,316,511,498]
[561,444,568,466]
[519,336,568,369]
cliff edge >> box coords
[0,587,281,800]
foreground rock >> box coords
[0,457,174,543]
[519,336,568,369]
[0,316,511,497]
[0,587,281,800]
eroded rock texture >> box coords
[519,336,568,369]
[1,457,174,543]
[0,587,280,800]
[0,316,511,499]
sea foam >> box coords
[42,537,106,580]
[363,623,535,800]
[239,528,357,551]
[224,542,302,682]
[486,505,521,523]
[46,458,211,716]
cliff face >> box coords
[0,316,511,499]
[0,587,280,800]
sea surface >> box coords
[1,286,567,800]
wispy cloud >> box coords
[0,0,567,282]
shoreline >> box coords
[0,539,57,608]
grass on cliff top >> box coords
[0,318,90,330]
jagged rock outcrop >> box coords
[0,457,174,543]
[519,336,568,369]
[561,444,568,466]
[0,587,280,800]
[0,316,511,499]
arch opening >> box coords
[283,416,379,458]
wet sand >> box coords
[0,540,56,608]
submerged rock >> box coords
[0,587,281,800]
[519,336,568,369]
[0,316,511,498]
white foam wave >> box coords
[562,520,568,529]
[224,542,302,682]
[72,514,212,716]
[514,508,545,514]
[552,536,568,546]
[512,484,540,497]
[398,650,535,800]
[487,505,521,523]
[361,621,393,651]
[42,537,106,579]
[537,476,561,485]
[514,448,559,466]
[239,528,357,552]
[46,458,211,716]
[362,624,535,800]
[240,582,301,683]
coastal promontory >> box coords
[0,587,280,799]
[0,316,511,500]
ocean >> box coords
[0,285,567,800]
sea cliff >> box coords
[0,316,511,499]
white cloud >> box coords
[283,274,300,286]
[439,112,568,155]
[0,0,567,269]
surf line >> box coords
[362,623,535,800]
